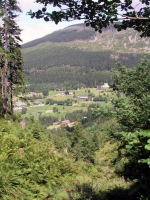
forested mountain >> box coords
[22,23,150,91]
[23,24,95,48]
[22,23,150,52]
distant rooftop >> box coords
[14,102,26,106]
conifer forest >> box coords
[0,0,150,199]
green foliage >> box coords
[0,119,79,199]
[85,56,150,199]
[109,56,150,199]
[112,129,150,199]
[42,88,49,96]
[0,115,139,200]
[51,122,106,163]
[0,0,25,117]
[23,46,141,71]
[39,115,58,126]
[65,109,87,123]
[30,0,150,37]
[22,107,27,114]
[124,130,150,167]
[57,100,64,105]
[45,98,56,105]
[93,95,107,102]
[53,107,58,113]
[65,99,72,106]
[24,54,114,90]
[112,56,150,131]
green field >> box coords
[21,88,114,123]
[22,104,88,120]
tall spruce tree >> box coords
[0,0,24,117]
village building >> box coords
[61,120,71,125]
[46,110,53,113]
[101,83,109,89]
[34,102,41,105]
[69,92,73,95]
[14,101,27,110]
[96,83,109,90]
[77,95,92,101]
[60,92,65,95]
[30,92,38,96]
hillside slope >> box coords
[22,24,95,48]
[22,23,150,53]
[22,23,150,91]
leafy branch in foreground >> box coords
[29,0,150,37]
[112,56,150,132]
[110,56,150,199]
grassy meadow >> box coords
[21,87,114,123]
[22,104,88,120]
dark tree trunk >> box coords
[2,58,8,118]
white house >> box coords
[101,83,109,89]
[14,101,26,107]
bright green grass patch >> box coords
[22,105,87,120]
[82,101,112,107]
[75,89,87,96]
[50,95,74,101]
[49,89,88,98]
[49,90,61,96]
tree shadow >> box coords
[66,182,140,200]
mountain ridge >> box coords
[22,23,95,48]
[22,23,150,54]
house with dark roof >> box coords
[34,102,41,105]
